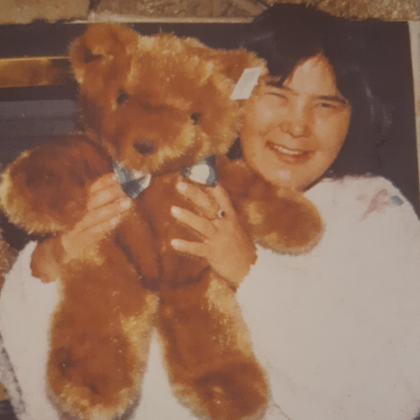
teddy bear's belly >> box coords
[136,174,211,289]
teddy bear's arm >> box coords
[238,192,324,255]
[217,156,324,255]
[0,136,111,235]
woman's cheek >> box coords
[313,113,349,153]
[254,100,281,131]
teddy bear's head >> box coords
[70,24,266,176]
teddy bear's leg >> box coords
[158,271,268,420]
[47,241,158,420]
[240,191,324,255]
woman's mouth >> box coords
[267,142,312,164]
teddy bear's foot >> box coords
[169,359,269,420]
[47,246,159,420]
[48,320,157,420]
[48,332,141,420]
[193,360,268,420]
[158,273,269,420]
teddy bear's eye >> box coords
[190,112,201,125]
[117,90,129,105]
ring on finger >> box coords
[217,209,225,219]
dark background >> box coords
[0,20,418,250]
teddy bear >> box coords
[0,24,323,420]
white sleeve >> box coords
[356,179,420,290]
[354,181,420,393]
[0,242,60,420]
[236,178,420,420]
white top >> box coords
[1,175,420,420]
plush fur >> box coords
[217,154,323,255]
[0,24,323,420]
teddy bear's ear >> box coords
[180,37,267,87]
[214,49,267,86]
[70,23,139,84]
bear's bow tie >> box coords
[113,157,217,200]
[181,156,217,187]
[113,161,151,199]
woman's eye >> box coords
[117,90,129,105]
[264,87,287,98]
[319,102,335,109]
[264,90,288,106]
[269,92,287,100]
[315,101,340,113]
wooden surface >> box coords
[0,57,72,89]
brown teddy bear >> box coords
[0,24,323,420]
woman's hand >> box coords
[31,173,132,283]
[170,180,256,289]
[60,173,131,263]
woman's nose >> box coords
[279,103,311,138]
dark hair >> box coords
[239,3,391,178]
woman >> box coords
[2,4,420,420]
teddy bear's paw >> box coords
[192,361,269,420]
[0,137,110,235]
[244,192,324,255]
[47,339,141,420]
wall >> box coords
[0,0,418,24]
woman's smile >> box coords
[266,141,312,164]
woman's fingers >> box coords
[208,183,236,216]
[176,180,237,221]
[89,173,118,194]
[79,197,131,233]
[87,174,127,211]
[74,215,121,244]
[171,206,217,238]
[170,205,256,288]
[170,238,207,258]
[176,181,220,219]
[61,212,123,263]
[60,174,132,262]
[34,174,130,271]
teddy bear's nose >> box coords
[134,140,155,155]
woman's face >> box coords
[241,54,351,191]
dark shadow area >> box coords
[0,400,17,420]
